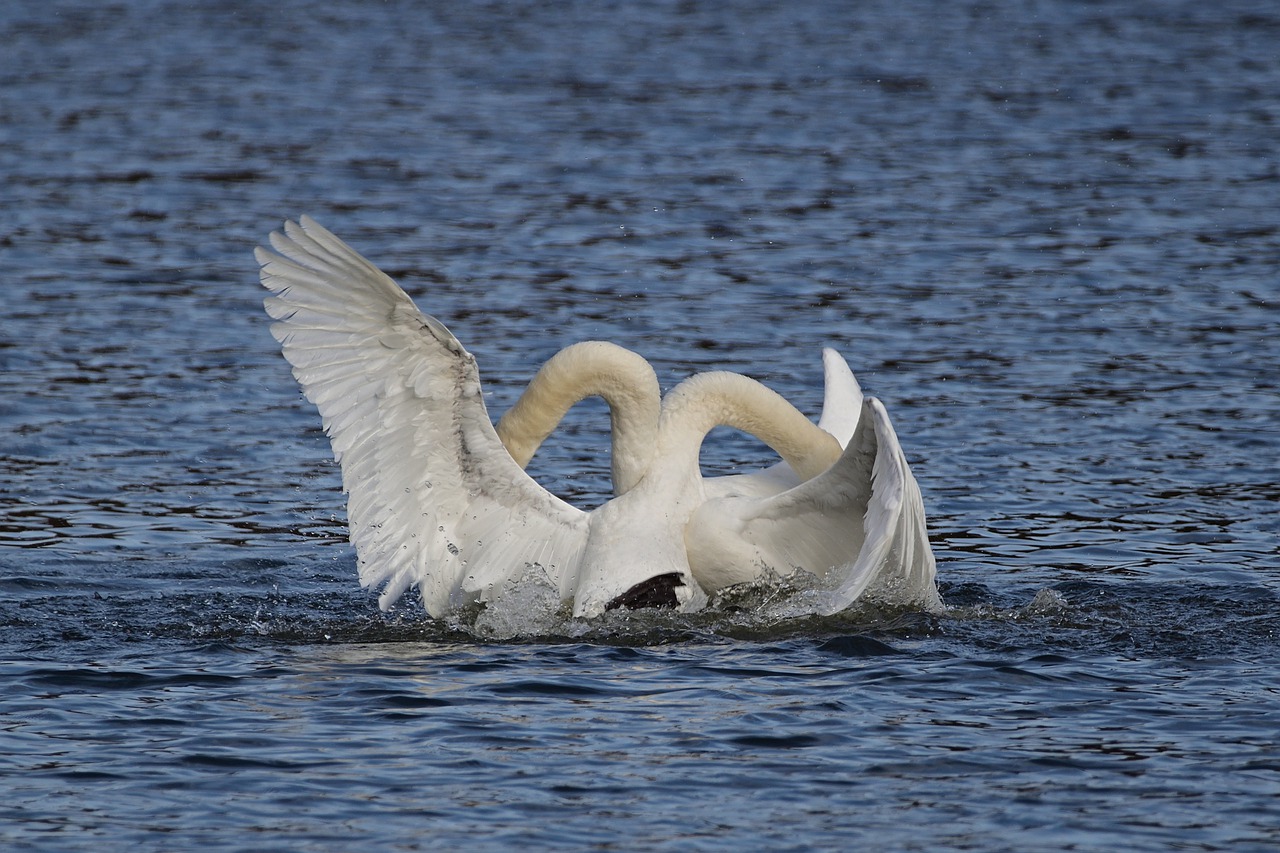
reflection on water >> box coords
[2,0,1279,849]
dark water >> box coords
[3,0,1279,849]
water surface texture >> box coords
[3,1,1279,850]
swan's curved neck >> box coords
[658,371,840,481]
[495,342,660,494]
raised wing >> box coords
[819,398,941,613]
[815,347,863,446]
[686,397,940,612]
[257,216,588,616]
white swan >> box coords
[493,340,939,611]
[257,216,941,618]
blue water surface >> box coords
[2,0,1279,850]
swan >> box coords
[257,216,941,618]
[493,341,939,611]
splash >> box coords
[469,567,570,640]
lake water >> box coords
[3,0,1279,849]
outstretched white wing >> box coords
[257,217,588,616]
[686,397,940,612]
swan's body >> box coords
[257,216,941,618]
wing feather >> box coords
[258,216,588,616]
[814,347,863,445]
[830,398,941,612]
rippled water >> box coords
[3,0,1279,849]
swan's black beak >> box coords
[605,572,684,611]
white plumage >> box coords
[257,216,941,619]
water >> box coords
[3,0,1279,849]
